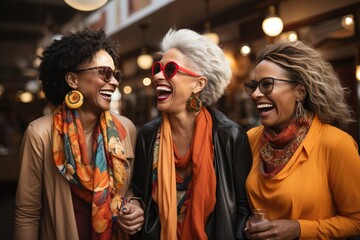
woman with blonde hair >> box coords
[244,41,360,239]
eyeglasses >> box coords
[151,61,200,80]
[72,66,122,83]
[244,77,298,96]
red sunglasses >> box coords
[151,61,200,80]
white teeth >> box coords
[99,90,113,97]
[257,104,274,109]
[156,86,172,92]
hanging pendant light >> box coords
[356,65,360,81]
[137,47,153,70]
[262,5,283,37]
[64,0,108,11]
[137,24,153,70]
[202,0,219,45]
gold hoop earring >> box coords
[65,90,83,109]
[186,92,202,113]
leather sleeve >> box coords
[131,119,161,240]
[233,127,252,239]
[132,125,153,202]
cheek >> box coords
[278,98,296,116]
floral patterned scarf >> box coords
[259,112,314,178]
[52,103,129,239]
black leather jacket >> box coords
[132,107,252,240]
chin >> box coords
[156,103,169,113]
[260,119,273,128]
[99,104,110,112]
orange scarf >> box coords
[154,107,216,240]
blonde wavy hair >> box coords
[257,41,354,129]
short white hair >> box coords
[160,28,231,105]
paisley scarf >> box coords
[52,103,129,239]
[152,107,216,240]
[259,112,314,178]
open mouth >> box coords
[257,103,274,113]
[99,90,113,101]
[156,85,173,101]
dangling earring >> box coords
[295,99,305,124]
[65,90,83,109]
[186,92,202,113]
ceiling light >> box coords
[202,31,219,45]
[137,24,153,70]
[279,31,298,42]
[137,50,153,70]
[262,5,283,37]
[123,86,132,95]
[202,0,219,45]
[25,80,42,94]
[19,91,33,103]
[143,77,152,86]
[356,65,360,81]
[288,31,298,42]
[64,0,108,11]
[341,14,354,31]
[240,44,251,56]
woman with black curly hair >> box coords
[14,28,144,240]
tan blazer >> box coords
[13,113,136,240]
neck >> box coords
[167,111,198,156]
[77,108,100,132]
[168,111,197,137]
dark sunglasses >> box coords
[244,77,299,96]
[72,66,122,83]
[151,61,200,80]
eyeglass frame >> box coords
[151,61,200,80]
[244,77,299,96]
[72,66,122,83]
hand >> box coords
[117,200,144,235]
[245,219,300,240]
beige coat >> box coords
[13,113,136,240]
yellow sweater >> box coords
[246,115,360,239]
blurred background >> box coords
[0,0,360,239]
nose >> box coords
[153,71,166,82]
[109,75,120,86]
[251,86,264,98]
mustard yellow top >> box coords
[246,115,360,239]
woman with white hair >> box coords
[132,28,252,240]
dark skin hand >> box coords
[117,200,145,235]
[245,219,300,240]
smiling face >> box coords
[70,50,119,114]
[153,48,201,114]
[251,60,301,132]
